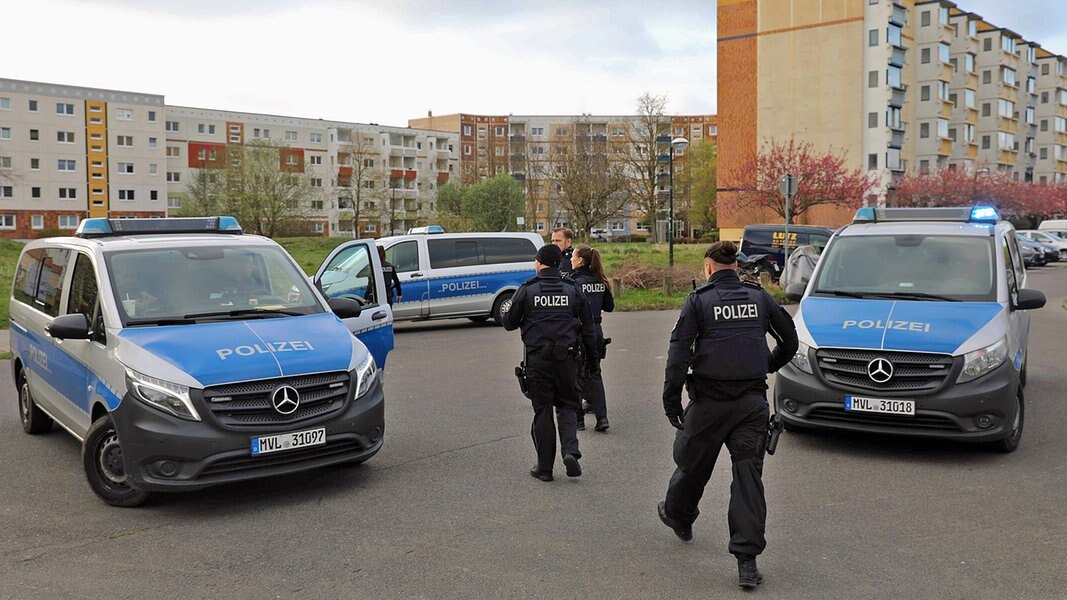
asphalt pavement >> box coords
[1,265,1066,599]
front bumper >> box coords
[112,379,385,492]
[774,361,1017,443]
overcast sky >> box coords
[2,0,1064,127]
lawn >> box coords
[0,239,25,329]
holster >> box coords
[515,361,531,399]
[599,337,612,359]
[766,413,783,455]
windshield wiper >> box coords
[812,289,869,299]
[183,308,305,320]
[866,291,961,302]
[125,318,197,326]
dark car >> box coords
[1016,234,1051,266]
[740,224,835,277]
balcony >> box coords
[967,145,978,160]
[890,88,907,108]
[509,134,526,143]
[889,131,904,149]
[890,48,906,68]
[437,171,449,184]
[939,139,953,156]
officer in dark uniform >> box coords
[569,245,614,432]
[503,244,598,481]
[656,240,798,589]
[551,227,575,274]
[378,246,402,306]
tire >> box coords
[989,387,1024,454]
[1060,249,1067,261]
[468,316,490,323]
[492,292,514,326]
[1020,357,1027,389]
[18,370,53,434]
[82,415,150,507]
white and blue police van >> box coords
[375,231,544,324]
[776,206,1046,452]
[9,217,394,506]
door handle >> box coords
[409,272,424,278]
[372,310,388,321]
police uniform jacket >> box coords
[663,269,798,414]
[559,247,574,274]
[502,267,597,359]
[570,267,614,324]
[382,260,402,299]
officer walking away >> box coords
[551,227,575,274]
[656,241,798,589]
[503,244,598,482]
[570,245,614,432]
[378,246,402,306]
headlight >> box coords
[125,367,200,421]
[354,353,378,398]
[957,338,1008,383]
[791,342,813,374]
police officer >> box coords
[378,246,402,306]
[569,245,613,432]
[503,244,598,481]
[551,227,575,274]
[656,240,798,589]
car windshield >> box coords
[105,245,323,325]
[812,235,996,302]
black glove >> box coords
[667,414,685,431]
[584,359,601,379]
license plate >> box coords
[251,427,326,456]
[844,396,915,416]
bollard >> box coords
[663,277,673,297]
[611,277,623,299]
[759,271,773,288]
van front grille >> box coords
[815,348,954,394]
[202,372,351,429]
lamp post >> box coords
[668,137,689,268]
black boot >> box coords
[656,501,692,541]
[529,467,553,482]
[737,555,763,589]
[563,454,582,477]
[594,416,610,432]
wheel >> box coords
[468,316,490,323]
[492,292,514,326]
[1060,249,1067,261]
[18,370,53,434]
[989,387,1024,454]
[82,415,150,507]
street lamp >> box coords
[668,137,689,268]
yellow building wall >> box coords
[85,100,109,218]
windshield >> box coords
[105,245,323,325]
[811,235,996,302]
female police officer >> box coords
[656,240,797,589]
[569,245,614,432]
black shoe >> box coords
[737,556,764,589]
[581,400,594,413]
[656,501,692,541]
[594,416,610,432]
[563,454,582,477]
[529,468,553,482]
[576,415,586,431]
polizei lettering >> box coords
[582,283,607,294]
[841,319,932,333]
[441,281,484,292]
[713,303,759,321]
[216,340,316,360]
[533,295,570,307]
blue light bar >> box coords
[75,216,243,238]
[969,206,999,222]
[852,206,1000,224]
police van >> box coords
[776,207,1045,452]
[376,231,544,324]
[10,217,394,506]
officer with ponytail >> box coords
[569,245,614,432]
[656,240,798,589]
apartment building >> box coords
[717,0,1067,241]
[163,107,458,237]
[0,78,166,238]
[409,112,718,237]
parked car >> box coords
[1017,230,1067,261]
[740,224,835,278]
[1015,234,1048,267]
[1037,219,1067,233]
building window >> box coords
[556,127,569,136]
[983,37,992,52]
[939,43,950,64]
[0,215,15,229]
[28,99,37,112]
[117,135,134,147]
[166,146,181,157]
[921,11,930,27]
[58,159,76,172]
[364,223,377,233]
[868,153,878,170]
[868,29,878,47]
[58,215,79,229]
[462,125,472,136]
[531,127,545,136]
[919,123,930,139]
[999,99,1014,118]
[868,70,878,88]
[982,103,991,117]
[982,135,991,150]
[285,131,298,142]
[937,118,949,139]
[149,164,158,175]
[494,126,504,136]
[0,97,8,110]
[1040,148,1048,160]
[30,158,39,170]
[921,48,930,64]
[167,172,181,183]
[887,66,902,88]
[1001,35,1016,54]
[28,128,40,141]
[919,160,930,174]
[150,190,158,201]
[0,186,12,198]
[56,102,74,115]
[118,189,135,201]
[57,131,75,143]
[310,178,323,187]
[117,162,134,174]
[148,137,157,149]
[31,186,41,198]
[309,155,322,165]
[165,120,180,132]
[115,108,134,121]
[147,110,156,122]
[31,215,43,229]
[1003,67,1017,86]
[0,127,10,140]
[0,156,9,170]
[310,133,322,144]
[921,85,930,102]
[58,187,76,199]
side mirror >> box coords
[46,313,92,340]
[328,297,363,319]
[1012,288,1045,311]
[785,283,807,302]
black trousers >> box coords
[578,327,608,419]
[526,354,581,473]
[663,391,769,557]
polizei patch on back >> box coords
[713,303,760,321]
[582,283,607,294]
[534,295,570,307]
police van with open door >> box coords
[776,207,1045,452]
[9,217,393,506]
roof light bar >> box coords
[852,206,999,224]
[75,216,243,238]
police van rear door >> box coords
[314,240,395,369]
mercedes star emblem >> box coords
[271,385,301,415]
[867,358,894,384]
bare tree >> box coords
[338,130,388,237]
[626,93,672,241]
[553,119,630,241]
[222,140,315,237]
[181,166,226,216]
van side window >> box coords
[743,229,773,247]
[12,248,44,308]
[319,244,379,306]
[1006,234,1025,284]
[482,238,538,265]
[68,253,103,337]
[455,241,479,266]
[387,241,420,273]
[428,239,480,269]
[36,248,72,317]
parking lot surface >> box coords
[1,265,1066,599]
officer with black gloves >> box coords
[569,245,614,432]
[503,243,598,482]
[656,240,798,590]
